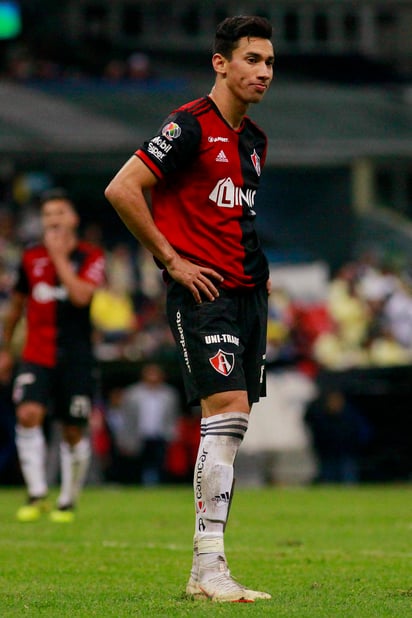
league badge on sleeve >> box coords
[162,122,182,140]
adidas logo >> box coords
[215,150,229,163]
[212,491,230,504]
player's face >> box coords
[224,36,274,105]
[41,199,79,233]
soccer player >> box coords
[1,189,105,523]
[105,15,274,602]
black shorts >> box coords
[12,359,95,426]
[166,281,268,406]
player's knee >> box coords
[16,402,45,427]
[201,390,250,416]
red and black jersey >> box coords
[136,96,269,290]
[14,241,105,367]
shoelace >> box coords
[199,557,245,593]
[205,572,244,592]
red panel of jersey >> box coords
[15,241,105,367]
[136,96,269,290]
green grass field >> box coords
[0,485,411,617]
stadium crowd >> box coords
[267,251,412,373]
[1,41,153,83]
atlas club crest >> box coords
[209,350,235,376]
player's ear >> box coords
[212,53,228,76]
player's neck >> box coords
[208,86,247,130]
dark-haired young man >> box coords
[1,189,105,523]
[105,16,274,602]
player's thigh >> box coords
[56,361,94,426]
[13,362,50,426]
[242,284,268,404]
[167,282,247,402]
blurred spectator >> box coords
[127,52,152,80]
[121,363,180,485]
[242,368,317,486]
[107,243,137,296]
[365,328,412,366]
[82,222,104,247]
[91,283,136,359]
[0,207,22,338]
[327,266,370,348]
[304,388,371,484]
[138,246,164,300]
[89,398,112,483]
[266,286,296,364]
[312,327,369,370]
[15,202,42,245]
[129,295,175,360]
[103,59,127,82]
[105,386,140,484]
[381,280,412,348]
[90,243,175,362]
[90,243,137,360]
[165,406,202,483]
[0,207,21,273]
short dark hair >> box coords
[39,187,74,209]
[213,15,273,58]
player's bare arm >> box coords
[105,156,224,304]
[44,228,96,307]
[1,291,26,351]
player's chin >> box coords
[249,92,266,104]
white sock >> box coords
[57,437,91,508]
[190,418,206,581]
[193,412,249,564]
[15,425,48,498]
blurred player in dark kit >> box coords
[1,189,105,523]
[105,16,274,602]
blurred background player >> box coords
[105,15,274,602]
[1,188,105,522]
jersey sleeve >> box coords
[135,110,201,179]
[78,247,106,288]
